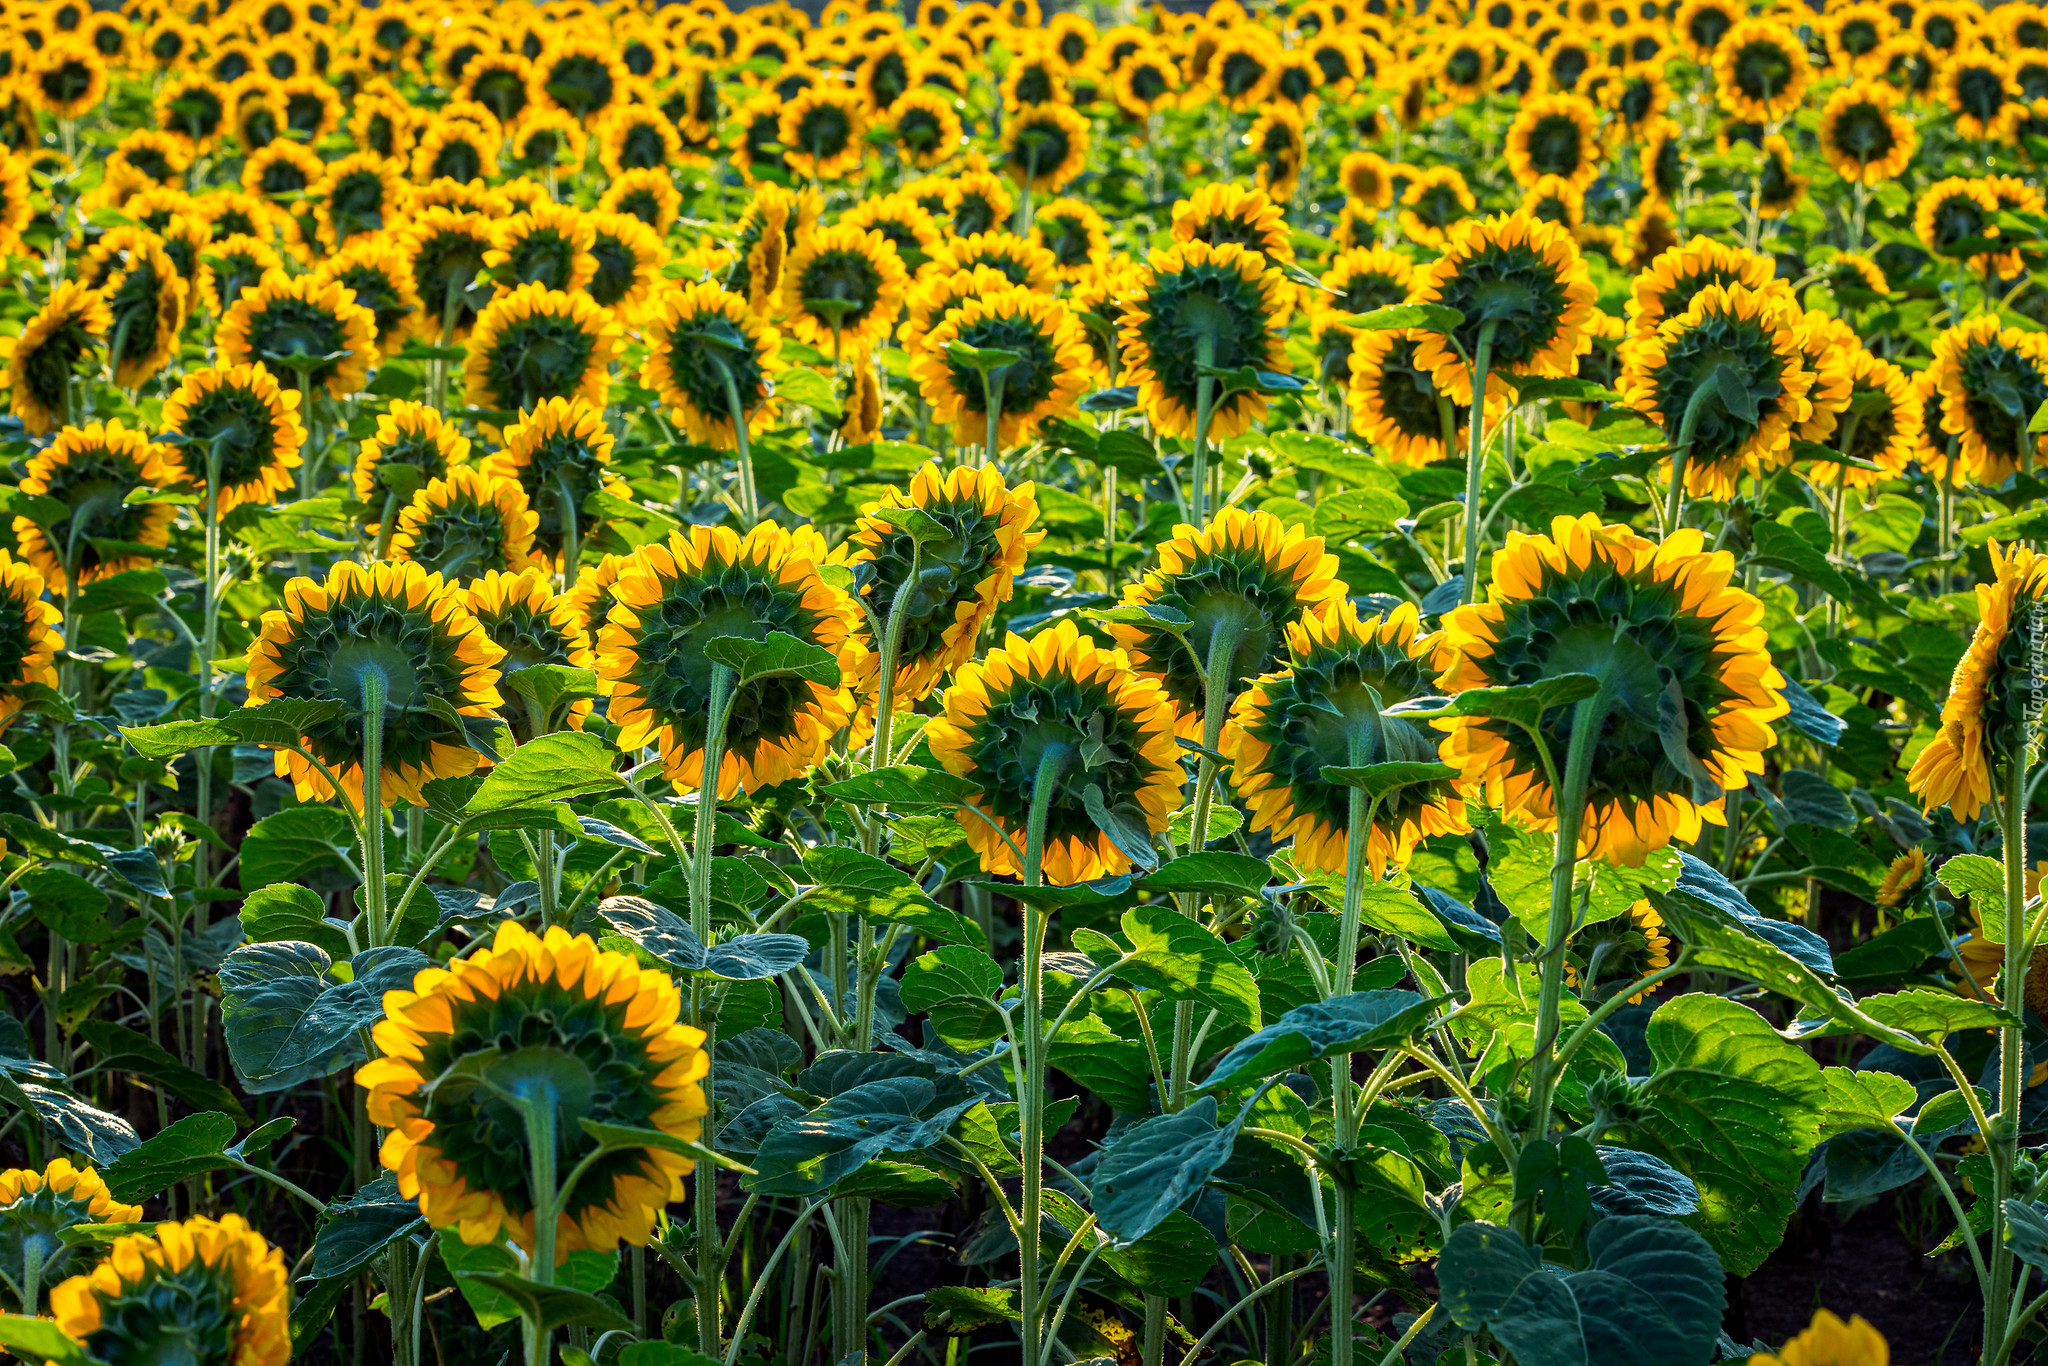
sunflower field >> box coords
[6,0,2048,1363]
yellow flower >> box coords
[357,922,708,1259]
[1623,234,1776,341]
[1929,316,2048,486]
[14,420,177,596]
[640,281,785,450]
[0,1159,143,1310]
[480,397,631,570]
[779,223,910,354]
[909,285,1091,449]
[1120,239,1292,440]
[599,168,683,237]
[1000,100,1088,192]
[79,227,187,390]
[1505,91,1604,190]
[4,282,110,436]
[1172,181,1293,264]
[49,1216,289,1366]
[462,284,621,416]
[1713,19,1812,123]
[217,269,380,399]
[780,84,869,181]
[389,468,543,583]
[1819,81,1918,184]
[157,364,305,516]
[1349,329,1496,468]
[1408,212,1598,406]
[1395,165,1476,249]
[1909,543,2048,821]
[1875,848,1926,909]
[1749,1308,1889,1366]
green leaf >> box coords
[1166,802,1244,848]
[773,365,842,415]
[868,506,951,545]
[239,806,357,889]
[75,1021,247,1122]
[455,1273,636,1332]
[598,895,704,971]
[1091,1094,1250,1244]
[464,730,622,815]
[1140,852,1271,901]
[238,884,353,960]
[1318,762,1457,799]
[24,868,112,942]
[702,631,843,687]
[2005,1200,2048,1272]
[100,1111,239,1203]
[802,846,983,945]
[746,1074,980,1197]
[1629,994,1825,1276]
[1076,905,1261,1028]
[1816,1066,1917,1143]
[1854,989,2014,1042]
[312,1175,425,1279]
[1938,853,2008,941]
[1347,303,1464,332]
[924,1286,1019,1334]
[74,569,168,613]
[1750,521,1856,603]
[1198,991,1439,1093]
[817,766,981,807]
[900,946,1006,1050]
[219,943,430,1093]
[1351,881,1457,951]
[0,1314,91,1366]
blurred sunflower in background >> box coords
[4,282,109,435]
[49,1216,288,1366]
[388,468,543,583]
[14,421,177,595]
[158,364,306,515]
[217,270,380,399]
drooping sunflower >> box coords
[1246,103,1307,201]
[14,420,177,595]
[779,84,868,181]
[838,354,885,445]
[241,140,325,199]
[596,523,867,795]
[535,37,628,121]
[0,550,61,733]
[0,1159,144,1310]
[3,282,109,436]
[1223,600,1468,876]
[409,115,499,186]
[1712,18,1811,123]
[465,567,598,739]
[1120,239,1292,440]
[354,399,472,527]
[244,559,506,808]
[1930,316,2048,485]
[835,462,1042,704]
[358,921,708,1258]
[1112,42,1180,117]
[564,552,629,646]
[596,103,681,181]
[725,187,795,318]
[1348,329,1491,468]
[1674,0,1739,62]
[1618,283,1814,500]
[1817,80,1918,184]
[843,193,946,271]
[1786,310,1859,446]
[1505,91,1603,190]
[909,286,1091,450]
[1519,175,1586,229]
[310,153,407,251]
[1409,212,1598,406]
[1031,197,1108,283]
[1396,165,1478,250]
[1001,100,1088,193]
[1802,350,1922,491]
[927,619,1181,885]
[506,108,587,177]
[1909,542,2048,820]
[48,1216,288,1366]
[155,75,227,152]
[1624,235,1777,340]
[898,264,1021,358]
[401,207,496,342]
[462,285,620,417]
[1914,176,2003,271]
[81,228,187,390]
[389,468,542,583]
[216,269,378,399]
[779,223,909,354]
[640,281,785,449]
[480,397,631,568]
[1104,506,1347,738]
[157,364,305,516]
[1434,514,1789,864]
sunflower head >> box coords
[1171,182,1293,264]
[1347,328,1498,468]
[1747,1310,1891,1366]
[595,523,867,796]
[467,566,596,740]
[584,211,667,323]
[158,363,306,516]
[354,400,472,515]
[1223,600,1468,876]
[482,203,599,297]
[49,1216,289,1366]
[1505,91,1603,190]
[1819,80,1918,185]
[15,420,176,596]
[836,462,1043,703]
[358,921,709,1259]
[1119,239,1293,440]
[640,282,785,450]
[217,268,379,399]
[462,284,621,417]
[1623,234,1776,339]
[1396,165,1477,250]
[1434,514,1788,864]
[927,619,1182,885]
[1712,18,1812,122]
[402,206,495,341]
[779,223,910,353]
[1932,315,2048,485]
[0,1160,143,1309]
[779,84,868,181]
[480,397,630,569]
[81,228,187,390]
[1105,506,1348,737]
[1001,100,1089,192]
[4,282,110,436]
[389,468,542,584]
[313,237,423,345]
[909,285,1093,449]
[1409,212,1599,405]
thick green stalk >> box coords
[1663,375,1722,534]
[1190,333,1219,528]
[1328,730,1373,1366]
[1458,320,1501,605]
[715,361,759,528]
[690,665,736,1360]
[983,370,1007,470]
[1991,756,2032,1361]
[359,667,389,947]
[1018,743,1072,1366]
[521,1094,561,1366]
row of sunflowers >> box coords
[0,0,2046,1361]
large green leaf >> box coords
[237,884,353,960]
[100,1111,239,1202]
[75,1020,247,1121]
[457,1273,635,1332]
[0,1313,91,1365]
[802,846,982,945]
[900,946,1006,1050]
[1629,994,1825,1275]
[747,1074,980,1196]
[464,730,622,814]
[312,1175,426,1279]
[1091,1093,1254,1244]
[219,942,430,1092]
[24,869,113,942]
[1072,905,1261,1028]
[1198,991,1439,1094]
[239,806,357,889]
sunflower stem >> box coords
[1326,725,1377,1366]
[1663,371,1720,534]
[689,663,736,1360]
[1190,333,1219,529]
[712,357,759,528]
[1458,319,1500,606]
[1019,741,1073,1366]
[374,490,399,561]
[513,1089,561,1366]
[1991,752,2033,1362]
[358,665,389,947]
[982,369,1007,470]
[555,470,581,590]
[866,542,922,802]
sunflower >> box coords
[1103,506,1346,738]
[944,165,1015,236]
[1946,46,2023,142]
[879,86,959,169]
[1324,246,1413,317]
[410,116,499,186]
[14,420,177,596]
[465,567,598,739]
[1504,91,1603,191]
[564,552,629,646]
[310,153,407,251]
[1747,1310,1891,1366]
[157,364,305,516]
[835,462,1042,704]
[640,281,784,449]
[1396,165,1478,250]
[216,269,378,399]
[49,1216,288,1366]
[1408,212,1598,408]
[462,285,620,417]
[724,189,793,318]
[389,468,542,583]
[926,619,1179,885]
[1712,19,1811,123]
[1909,543,2048,820]
[595,103,679,182]
[1618,283,1814,500]
[1246,103,1307,201]
[1120,239,1291,440]
[0,550,61,734]
[245,559,505,807]
[108,131,192,189]
[401,207,495,342]
[1803,351,1922,492]
[310,237,420,346]
[25,38,104,118]
[779,223,909,354]
[0,1160,143,1310]
[1623,235,1776,339]
[239,141,323,203]
[1001,100,1088,193]
[535,37,627,120]
[358,921,707,1258]
[775,84,867,182]
[506,108,587,177]
[77,229,187,390]
[1914,176,2002,272]
[350,92,417,162]
[843,193,945,271]
[279,75,342,142]
[596,523,865,795]
[1930,316,2048,485]
[598,168,683,237]
[354,399,472,527]
[909,285,1092,449]
[1223,600,1467,876]
[1111,42,1180,117]
[897,264,1017,360]
[1029,197,1107,283]
[924,230,1059,292]
[1207,28,1280,110]
[1674,0,1738,61]
[459,51,538,126]
[481,203,598,298]
[1517,174,1585,230]
[1433,514,1788,864]
[3,282,108,436]
[478,397,630,569]
[1340,154,1408,220]
[1348,329,1492,468]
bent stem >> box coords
[1459,319,1501,605]
[1663,376,1721,534]
[1018,742,1073,1366]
